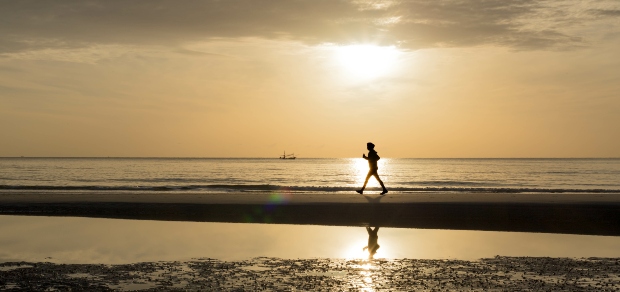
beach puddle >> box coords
[240,265,272,271]
[1,215,620,265]
[0,264,32,271]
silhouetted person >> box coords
[363,226,380,259]
[356,142,388,195]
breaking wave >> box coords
[1,184,618,193]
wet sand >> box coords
[2,257,620,291]
[2,191,620,236]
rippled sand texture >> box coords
[2,257,620,291]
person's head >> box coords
[367,142,375,150]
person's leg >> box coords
[357,171,373,194]
[373,173,388,194]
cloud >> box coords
[0,0,617,55]
[591,9,620,17]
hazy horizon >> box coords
[2,1,619,158]
[1,156,619,159]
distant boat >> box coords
[279,151,296,159]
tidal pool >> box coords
[1,215,620,264]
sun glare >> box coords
[344,240,372,259]
[350,158,389,189]
[334,44,401,80]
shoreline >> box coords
[2,191,620,236]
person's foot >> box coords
[356,190,363,194]
[380,189,388,195]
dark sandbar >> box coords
[1,191,620,236]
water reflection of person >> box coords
[363,227,380,259]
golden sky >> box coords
[1,0,619,157]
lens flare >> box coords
[244,190,292,223]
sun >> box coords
[333,44,401,80]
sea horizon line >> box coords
[1,156,619,159]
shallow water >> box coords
[1,215,620,264]
[1,158,620,193]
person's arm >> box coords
[363,153,368,160]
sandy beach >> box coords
[2,191,620,236]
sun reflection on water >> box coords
[353,261,378,292]
[343,239,370,260]
[343,227,390,261]
[349,158,390,189]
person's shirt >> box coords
[367,150,380,169]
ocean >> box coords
[1,158,619,193]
